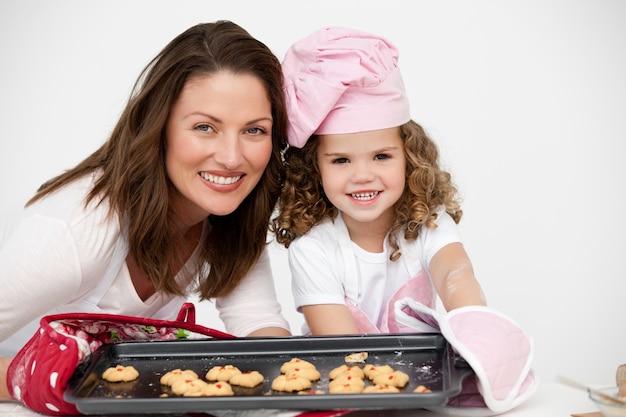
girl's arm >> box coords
[301,304,360,335]
[429,242,487,311]
[246,326,291,337]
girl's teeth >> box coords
[352,191,379,200]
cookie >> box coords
[279,358,316,374]
[344,352,368,364]
[329,364,364,380]
[195,381,235,397]
[205,365,241,382]
[102,365,139,382]
[363,384,400,393]
[413,384,432,393]
[171,378,209,396]
[298,389,325,395]
[328,382,365,394]
[229,370,264,388]
[160,369,199,386]
[286,366,321,382]
[328,375,365,394]
[271,374,312,392]
[372,370,409,388]
[363,364,394,380]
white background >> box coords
[1,0,624,388]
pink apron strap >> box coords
[386,270,434,333]
[344,298,381,334]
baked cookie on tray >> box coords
[279,358,317,374]
[197,381,235,397]
[329,364,365,380]
[372,370,409,388]
[101,365,139,382]
[285,366,321,382]
[159,369,199,386]
[229,370,265,388]
[205,365,241,382]
[328,374,365,393]
[271,374,312,392]
[363,384,400,393]
[363,364,394,380]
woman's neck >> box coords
[127,220,205,302]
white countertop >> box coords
[0,382,599,417]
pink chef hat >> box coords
[282,26,411,148]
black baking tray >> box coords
[65,333,472,414]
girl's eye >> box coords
[195,123,214,133]
[374,153,390,161]
[332,157,349,164]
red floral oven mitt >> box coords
[6,302,233,415]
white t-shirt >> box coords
[289,210,461,333]
[0,173,288,355]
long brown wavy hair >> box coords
[26,21,288,299]
[271,120,461,261]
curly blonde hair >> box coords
[271,120,462,261]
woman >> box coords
[0,20,290,400]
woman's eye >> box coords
[195,124,214,133]
[247,127,267,135]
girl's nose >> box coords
[351,160,375,183]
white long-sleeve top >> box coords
[0,173,288,355]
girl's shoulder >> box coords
[290,217,340,250]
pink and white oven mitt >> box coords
[394,297,538,416]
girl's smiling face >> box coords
[317,127,406,232]
[165,71,273,226]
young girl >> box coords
[273,27,536,413]
[272,26,487,336]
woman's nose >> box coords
[214,132,243,169]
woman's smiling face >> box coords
[165,70,273,225]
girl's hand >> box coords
[302,304,360,335]
[246,327,291,337]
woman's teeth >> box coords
[200,172,242,185]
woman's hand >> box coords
[0,357,14,401]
